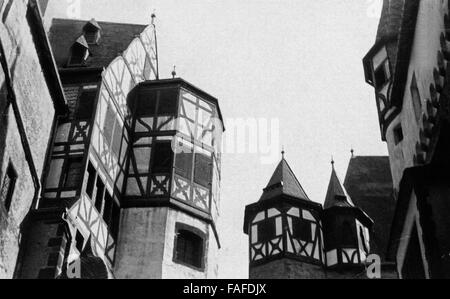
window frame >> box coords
[1,162,17,213]
[67,44,89,67]
[373,59,391,91]
[172,223,206,271]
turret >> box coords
[244,157,324,279]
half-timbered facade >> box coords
[363,0,450,279]
[244,156,397,279]
[11,6,224,278]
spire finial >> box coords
[151,10,156,25]
[172,65,177,79]
[281,147,285,160]
[331,156,335,168]
[351,148,355,158]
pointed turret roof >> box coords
[259,158,310,202]
[324,163,354,209]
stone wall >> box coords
[0,0,56,279]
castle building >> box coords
[0,0,66,278]
[363,0,450,278]
[243,155,397,279]
[0,0,224,279]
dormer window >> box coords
[83,19,101,45]
[365,46,391,90]
[374,59,390,90]
[68,36,90,66]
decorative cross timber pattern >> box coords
[285,216,322,262]
[172,176,191,203]
[341,249,360,264]
[71,122,89,143]
[267,237,283,256]
[251,243,265,262]
[193,185,210,211]
[150,175,169,196]
[156,116,175,132]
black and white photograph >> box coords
[0,0,448,285]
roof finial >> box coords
[281,147,285,160]
[351,148,355,158]
[331,155,335,168]
[172,65,177,79]
[151,10,156,25]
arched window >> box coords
[174,225,205,270]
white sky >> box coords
[45,0,386,279]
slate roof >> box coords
[259,158,310,202]
[375,0,405,43]
[324,165,355,209]
[49,18,147,68]
[344,156,395,260]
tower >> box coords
[244,157,376,279]
[16,14,224,279]
[244,157,324,279]
[322,162,373,275]
[113,79,224,279]
[363,0,450,278]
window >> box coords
[102,192,113,225]
[86,162,96,199]
[175,140,193,179]
[257,218,276,243]
[374,60,390,90]
[174,227,205,269]
[158,89,178,115]
[341,221,357,247]
[152,142,173,173]
[63,157,84,189]
[75,230,85,253]
[1,163,17,212]
[292,218,313,242]
[136,90,157,116]
[103,103,116,144]
[68,45,88,66]
[74,89,97,119]
[394,125,404,145]
[194,153,212,187]
[94,178,105,212]
[110,201,121,241]
[411,73,422,121]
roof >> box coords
[324,164,354,209]
[49,18,147,68]
[376,0,405,43]
[363,0,420,139]
[344,156,395,260]
[259,158,310,202]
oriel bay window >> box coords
[125,87,179,198]
[172,137,214,211]
[124,80,224,216]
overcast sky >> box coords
[45,0,385,278]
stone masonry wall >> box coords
[0,0,56,279]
